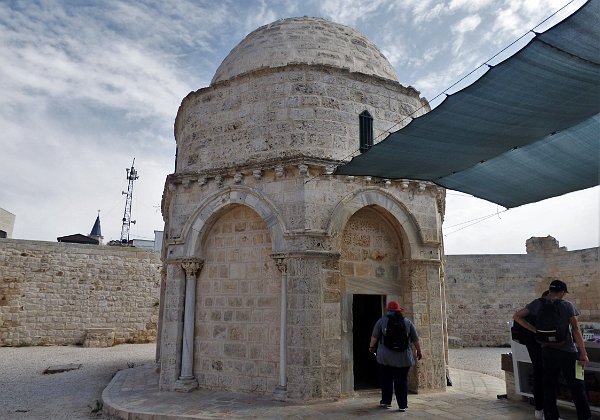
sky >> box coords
[0,0,597,254]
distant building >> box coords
[89,213,104,244]
[57,233,99,245]
[57,213,104,245]
[132,239,154,249]
[153,230,163,251]
[0,208,16,239]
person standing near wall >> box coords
[369,301,422,412]
[512,290,549,419]
[513,280,591,420]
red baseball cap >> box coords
[385,301,403,312]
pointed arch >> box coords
[327,188,429,260]
[179,186,287,258]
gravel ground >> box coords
[448,346,509,379]
[0,343,156,420]
[0,344,507,419]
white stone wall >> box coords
[194,206,280,394]
[445,245,599,347]
[212,17,399,85]
[0,239,161,346]
[161,27,445,400]
[175,65,427,175]
[160,167,446,398]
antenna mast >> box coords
[120,159,139,244]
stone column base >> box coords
[273,385,288,401]
[174,377,198,392]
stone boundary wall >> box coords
[1,235,596,350]
[445,242,599,347]
[0,238,161,347]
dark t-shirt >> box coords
[526,298,579,353]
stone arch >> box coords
[180,186,287,258]
[193,204,280,394]
[327,188,425,259]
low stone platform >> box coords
[101,365,578,419]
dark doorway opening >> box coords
[353,294,383,390]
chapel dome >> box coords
[211,17,399,85]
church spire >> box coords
[89,210,103,244]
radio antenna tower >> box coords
[120,158,139,245]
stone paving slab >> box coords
[102,365,591,419]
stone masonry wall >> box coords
[0,238,161,346]
[194,206,280,394]
[445,240,599,347]
[175,65,427,175]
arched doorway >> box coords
[339,206,407,391]
[193,205,280,394]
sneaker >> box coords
[534,409,543,419]
[379,402,392,408]
[399,407,408,412]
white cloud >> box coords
[448,0,494,12]
[452,14,481,33]
[318,0,388,25]
[412,1,446,24]
[0,0,595,254]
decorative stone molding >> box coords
[234,172,243,183]
[180,258,203,276]
[418,181,427,191]
[198,176,207,186]
[253,169,263,179]
[298,164,308,177]
[324,165,336,175]
[275,165,284,177]
[383,179,392,188]
[215,175,224,187]
[272,253,288,275]
[436,188,446,220]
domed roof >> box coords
[211,17,398,85]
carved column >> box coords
[272,254,288,400]
[174,258,203,392]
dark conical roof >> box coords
[90,214,102,237]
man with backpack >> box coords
[369,301,422,412]
[513,279,591,420]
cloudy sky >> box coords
[0,0,597,254]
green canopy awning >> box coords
[335,0,600,208]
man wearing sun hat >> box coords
[369,300,422,412]
[513,279,591,420]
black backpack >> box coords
[535,299,568,345]
[511,298,543,345]
[383,314,409,352]
[511,316,536,345]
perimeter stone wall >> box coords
[0,238,161,347]
[445,236,599,347]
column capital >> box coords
[271,253,288,275]
[180,257,204,277]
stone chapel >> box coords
[158,17,448,400]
